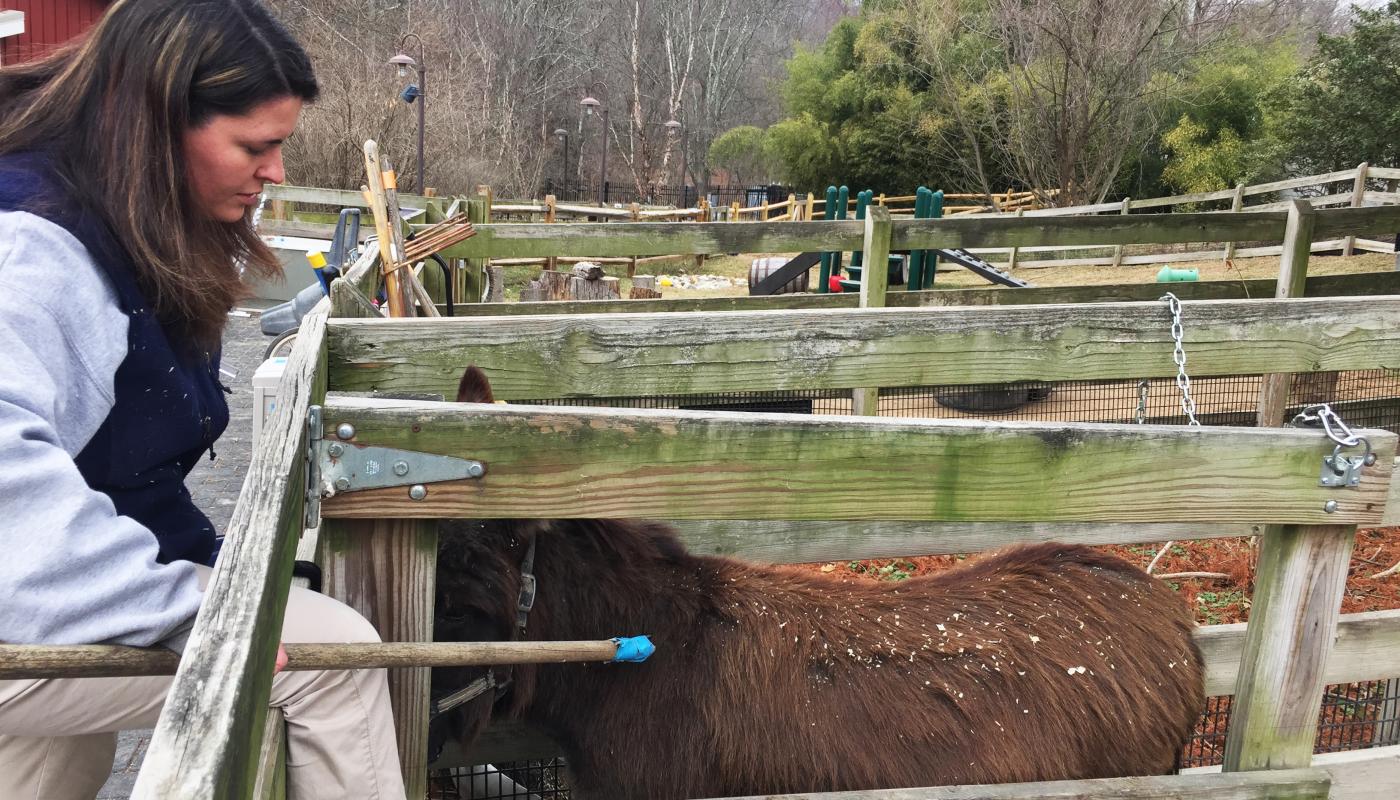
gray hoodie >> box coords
[0,210,201,649]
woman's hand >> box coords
[274,643,288,674]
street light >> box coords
[553,128,570,197]
[580,94,609,206]
[387,34,427,195]
[663,118,686,207]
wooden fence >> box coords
[261,165,1397,282]
[9,202,1400,799]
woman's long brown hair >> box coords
[0,0,318,348]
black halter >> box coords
[428,531,540,754]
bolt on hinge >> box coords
[310,414,485,504]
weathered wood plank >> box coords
[1385,457,1400,526]
[250,709,286,800]
[133,304,329,800]
[1198,609,1400,697]
[315,398,1394,525]
[1223,524,1357,771]
[318,518,437,800]
[444,273,1400,317]
[337,245,380,304]
[436,219,864,259]
[1187,745,1400,800]
[1310,205,1400,240]
[853,206,892,415]
[327,296,1400,399]
[264,183,435,211]
[429,206,1400,262]
[668,520,1259,564]
[707,767,1330,799]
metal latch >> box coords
[1291,404,1376,489]
[305,405,484,526]
[1319,442,1374,488]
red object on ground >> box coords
[828,275,844,293]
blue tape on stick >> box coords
[610,636,655,663]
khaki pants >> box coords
[0,567,406,800]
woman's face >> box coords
[183,95,304,223]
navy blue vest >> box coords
[0,152,228,566]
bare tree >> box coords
[264,0,824,199]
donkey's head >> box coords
[432,366,545,750]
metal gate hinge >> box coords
[305,405,324,527]
[305,405,484,524]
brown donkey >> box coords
[433,367,1204,800]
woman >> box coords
[0,1,405,798]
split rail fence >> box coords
[6,202,1400,799]
[261,164,1397,285]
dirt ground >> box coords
[803,527,1400,626]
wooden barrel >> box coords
[748,257,809,294]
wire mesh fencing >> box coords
[520,369,1400,435]
[1184,678,1400,768]
[438,679,1400,798]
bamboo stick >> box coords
[0,640,639,679]
[362,142,412,318]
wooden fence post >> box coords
[460,194,489,304]
[852,206,892,416]
[730,201,740,222]
[1224,198,1349,773]
[544,194,558,272]
[318,520,439,799]
[1007,209,1025,271]
[1222,524,1356,771]
[1343,162,1369,257]
[804,192,815,222]
[1224,182,1247,262]
[1111,197,1130,267]
[1257,200,1320,422]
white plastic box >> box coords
[251,356,288,449]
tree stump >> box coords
[538,270,572,301]
[486,266,505,303]
[570,275,620,300]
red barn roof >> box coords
[1,1,108,66]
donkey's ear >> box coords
[457,365,496,404]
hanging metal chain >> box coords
[1161,293,1200,426]
[1134,379,1150,424]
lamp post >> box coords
[663,118,685,207]
[388,34,427,195]
[553,128,570,198]
[580,94,609,206]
